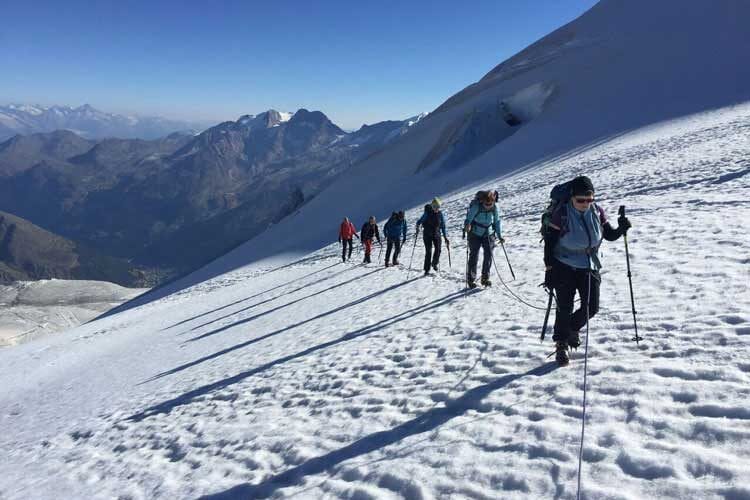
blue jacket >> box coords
[417,209,447,237]
[384,217,407,240]
[464,202,502,238]
[552,202,605,270]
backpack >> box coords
[468,190,497,229]
[470,190,497,209]
[422,209,441,235]
[540,181,574,240]
[540,181,603,240]
[362,222,378,240]
[384,213,401,238]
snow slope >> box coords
[1,101,748,499]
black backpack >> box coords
[540,181,601,240]
[422,209,441,235]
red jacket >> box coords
[339,220,357,239]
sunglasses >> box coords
[574,197,595,204]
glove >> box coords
[618,216,632,234]
[402,238,406,244]
[498,236,505,244]
[444,237,450,246]
[338,238,342,244]
[464,223,471,233]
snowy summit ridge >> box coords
[237,110,293,129]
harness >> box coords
[470,204,495,231]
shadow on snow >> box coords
[163,262,343,331]
[129,286,475,420]
[185,267,381,339]
[199,362,559,499]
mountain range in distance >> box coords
[0,103,212,141]
[0,107,428,287]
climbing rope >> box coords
[490,251,549,311]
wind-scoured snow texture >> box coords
[1,102,748,499]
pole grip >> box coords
[618,205,626,217]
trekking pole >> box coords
[446,239,452,269]
[618,206,642,344]
[500,240,516,281]
[463,228,469,288]
[540,287,554,341]
[406,230,418,279]
[377,242,383,263]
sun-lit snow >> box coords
[1,100,748,500]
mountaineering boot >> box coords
[432,264,439,272]
[393,259,399,266]
[480,275,492,287]
[467,280,478,289]
[385,262,390,268]
[555,341,570,366]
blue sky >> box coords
[1,0,598,130]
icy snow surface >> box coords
[0,280,148,347]
[0,103,748,499]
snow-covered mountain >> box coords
[1,1,749,498]
[0,103,208,141]
[344,112,429,150]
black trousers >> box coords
[423,233,442,272]
[467,232,493,282]
[341,238,353,261]
[385,237,402,264]
[552,262,600,346]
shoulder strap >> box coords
[557,203,569,232]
